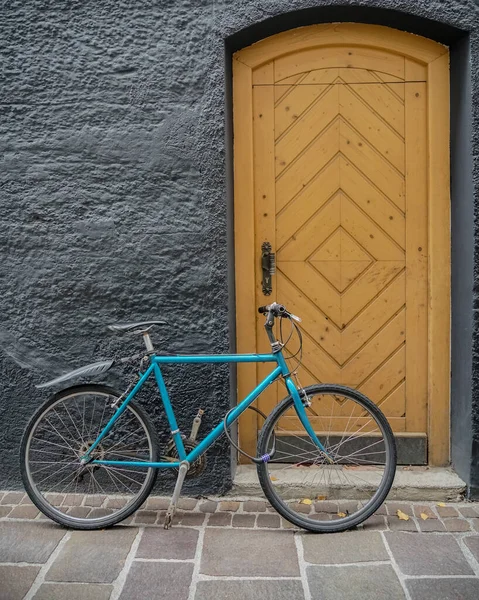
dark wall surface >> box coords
[1,0,479,495]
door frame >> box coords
[232,23,451,465]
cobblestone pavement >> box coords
[1,491,479,599]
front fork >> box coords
[273,340,333,462]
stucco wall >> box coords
[1,0,479,495]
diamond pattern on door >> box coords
[251,60,427,438]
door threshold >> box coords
[230,465,466,502]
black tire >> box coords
[257,384,397,533]
[20,385,158,530]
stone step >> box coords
[231,465,467,502]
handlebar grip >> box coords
[258,306,269,314]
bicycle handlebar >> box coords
[258,302,301,322]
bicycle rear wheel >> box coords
[20,385,158,529]
[257,384,396,532]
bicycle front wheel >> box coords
[20,385,158,529]
[257,384,396,532]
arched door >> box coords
[233,24,450,465]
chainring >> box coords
[165,438,207,478]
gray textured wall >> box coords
[1,0,479,494]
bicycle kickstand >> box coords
[164,461,189,530]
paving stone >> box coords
[136,526,198,559]
[0,565,41,600]
[67,507,92,519]
[218,501,240,512]
[207,512,232,527]
[62,494,84,507]
[386,502,413,516]
[444,518,471,532]
[106,497,128,509]
[46,528,138,583]
[177,498,197,510]
[243,500,266,512]
[201,529,299,576]
[0,522,65,563]
[45,494,65,507]
[134,510,157,524]
[303,531,388,564]
[8,505,40,519]
[0,505,13,517]
[413,505,437,519]
[20,495,33,505]
[281,518,299,529]
[386,516,418,531]
[195,580,305,600]
[417,518,446,532]
[313,501,338,513]
[1,492,24,505]
[289,502,311,514]
[199,500,217,513]
[374,503,387,515]
[385,532,474,576]
[177,512,205,526]
[458,505,479,518]
[146,497,170,510]
[83,495,106,507]
[87,508,113,519]
[307,564,405,600]
[257,513,281,528]
[33,583,113,600]
[361,515,387,531]
[232,514,256,528]
[406,578,479,600]
[464,535,479,562]
[435,504,459,518]
[119,561,193,600]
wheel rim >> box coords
[24,391,154,523]
[261,389,394,528]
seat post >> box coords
[142,332,154,353]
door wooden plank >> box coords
[276,119,339,210]
[358,345,406,408]
[275,85,338,173]
[253,72,278,421]
[340,121,405,210]
[339,84,405,173]
[275,46,405,82]
[427,53,451,465]
[337,69,405,135]
[341,308,406,386]
[341,271,406,362]
[276,157,340,247]
[233,59,257,456]
[340,157,405,247]
[404,70,428,435]
[341,262,404,325]
[277,193,341,260]
[340,194,405,260]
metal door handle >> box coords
[261,242,276,296]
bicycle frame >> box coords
[82,350,327,469]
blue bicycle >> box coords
[20,302,396,532]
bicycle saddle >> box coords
[108,320,167,334]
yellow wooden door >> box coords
[233,24,450,465]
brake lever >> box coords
[289,313,302,322]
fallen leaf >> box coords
[420,513,429,520]
[437,502,446,507]
[397,509,410,521]
[316,495,327,501]
[300,498,312,505]
[337,512,347,518]
[270,476,278,481]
